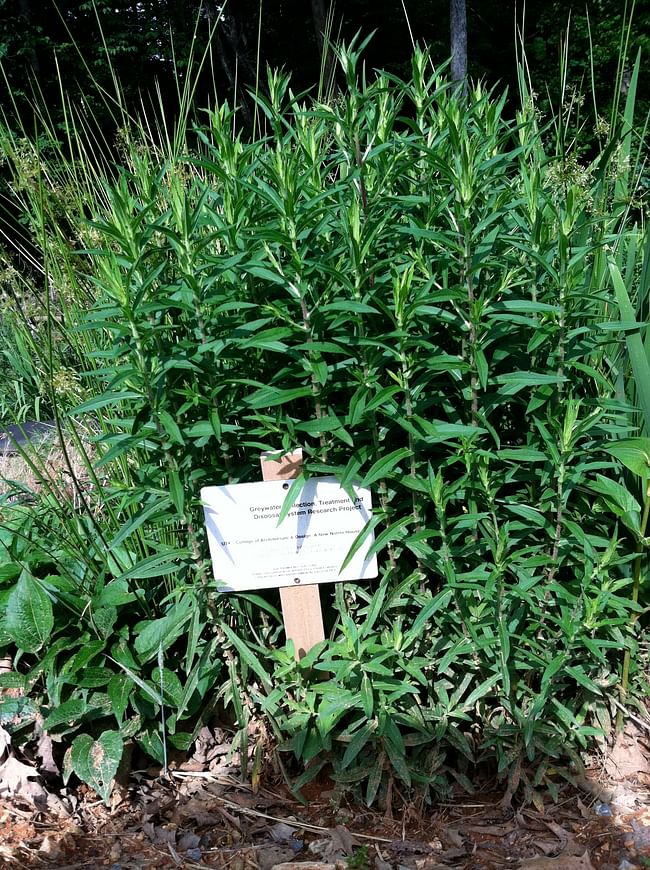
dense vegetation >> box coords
[0,6,648,809]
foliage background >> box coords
[0,0,648,134]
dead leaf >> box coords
[170,796,223,826]
[45,791,71,818]
[308,827,356,862]
[414,860,448,870]
[441,827,463,849]
[143,821,177,846]
[270,863,337,870]
[330,826,355,856]
[461,822,516,836]
[257,845,297,870]
[575,772,614,802]
[0,726,10,759]
[270,822,299,844]
[35,728,59,776]
[178,832,201,852]
[387,839,435,855]
[532,840,563,856]
[518,852,595,869]
[0,755,45,800]
[38,835,62,860]
[542,820,569,844]
[605,730,650,780]
[374,854,392,870]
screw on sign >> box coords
[201,449,378,658]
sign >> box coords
[201,476,377,592]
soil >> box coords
[1,731,650,870]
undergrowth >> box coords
[0,37,648,809]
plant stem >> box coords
[617,482,650,731]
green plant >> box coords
[0,34,647,808]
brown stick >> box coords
[260,450,325,659]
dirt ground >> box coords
[1,720,650,870]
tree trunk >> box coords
[450,0,467,91]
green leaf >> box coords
[384,735,411,787]
[609,260,650,434]
[73,391,143,414]
[366,751,385,806]
[137,726,165,764]
[169,470,185,516]
[498,448,548,462]
[495,372,565,394]
[361,448,412,487]
[71,731,123,805]
[463,674,501,708]
[245,385,313,409]
[5,571,54,653]
[94,579,137,608]
[604,438,650,480]
[589,475,641,522]
[277,474,306,526]
[341,722,375,769]
[43,699,88,732]
[565,666,602,696]
[360,674,373,719]
[151,667,183,708]
[158,410,184,445]
[221,624,272,688]
[403,589,453,647]
[108,674,132,723]
[340,514,382,572]
[0,563,21,583]
[116,550,188,581]
[134,599,193,662]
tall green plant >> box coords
[0,40,646,806]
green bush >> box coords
[0,43,648,807]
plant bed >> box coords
[0,39,648,817]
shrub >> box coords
[0,43,647,806]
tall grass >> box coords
[0,37,647,807]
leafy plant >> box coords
[0,34,647,807]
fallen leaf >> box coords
[35,728,59,776]
[532,839,563,856]
[270,822,299,844]
[271,863,337,870]
[462,822,516,836]
[170,796,223,826]
[309,826,356,862]
[38,836,61,860]
[605,730,650,780]
[441,827,463,849]
[0,755,44,800]
[257,845,297,870]
[0,726,10,759]
[387,839,435,855]
[178,831,201,852]
[542,820,569,844]
[518,852,595,869]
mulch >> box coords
[1,731,650,870]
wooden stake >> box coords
[260,449,325,659]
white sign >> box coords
[201,477,378,592]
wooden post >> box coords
[260,449,325,659]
